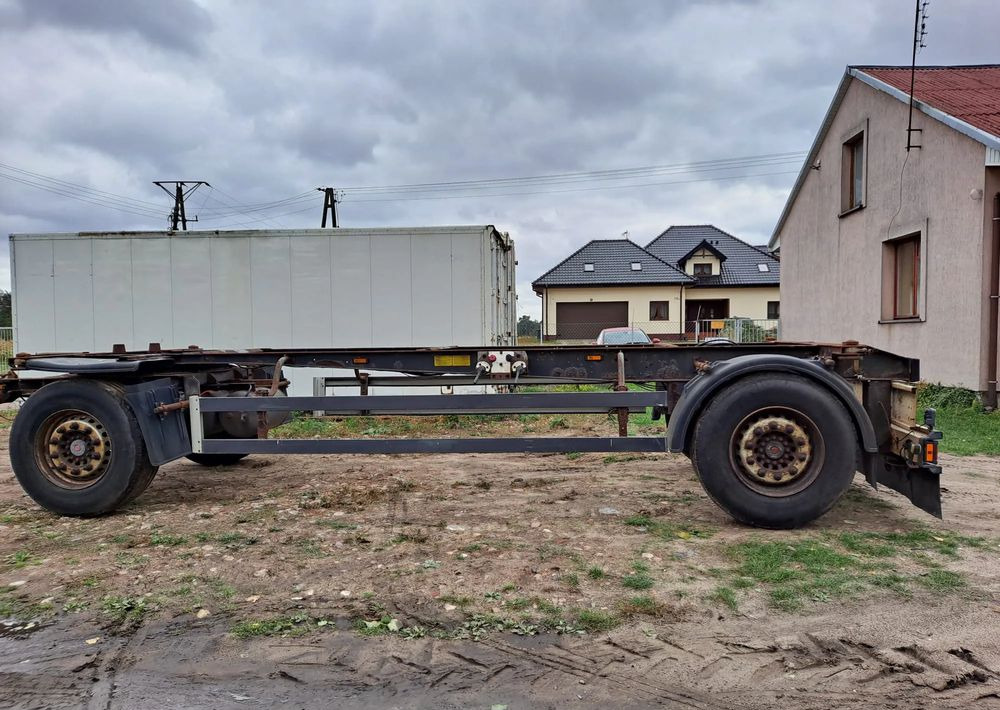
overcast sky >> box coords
[1,0,996,320]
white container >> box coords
[9,226,516,394]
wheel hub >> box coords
[736,415,812,486]
[39,412,112,487]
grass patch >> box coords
[917,569,966,592]
[618,595,671,617]
[624,514,713,540]
[587,566,605,580]
[622,562,654,590]
[150,532,188,547]
[918,383,1000,456]
[575,609,620,631]
[710,586,739,612]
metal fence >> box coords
[0,327,12,374]
[543,319,780,344]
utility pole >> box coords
[318,187,340,227]
[154,181,210,230]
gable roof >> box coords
[769,64,1000,248]
[861,65,1000,139]
[532,239,692,289]
[677,238,728,267]
[645,225,779,286]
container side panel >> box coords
[210,237,253,348]
[131,239,174,348]
[13,239,56,352]
[170,238,213,348]
[289,235,334,347]
[92,239,134,351]
[451,233,484,344]
[251,236,293,347]
[370,233,413,346]
[411,233,454,345]
[51,239,96,352]
[330,234,372,346]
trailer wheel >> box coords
[10,379,158,516]
[691,373,857,529]
[185,452,249,466]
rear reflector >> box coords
[586,354,603,361]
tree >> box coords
[0,290,10,328]
[517,314,541,338]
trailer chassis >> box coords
[1,341,942,528]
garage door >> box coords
[556,301,628,339]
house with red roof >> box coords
[770,65,1000,403]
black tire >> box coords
[691,373,858,529]
[10,379,159,516]
[185,452,249,467]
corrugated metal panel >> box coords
[10,226,515,391]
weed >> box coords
[549,417,568,429]
[587,566,605,580]
[565,451,583,460]
[296,538,326,558]
[114,552,149,569]
[315,519,358,530]
[390,530,429,545]
[5,550,37,569]
[603,454,645,464]
[101,595,149,624]
[439,594,472,608]
[563,573,581,590]
[460,543,484,553]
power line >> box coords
[340,169,800,203]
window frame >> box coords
[766,301,780,320]
[693,263,712,276]
[649,300,670,321]
[840,119,868,216]
[892,235,920,320]
[880,220,927,324]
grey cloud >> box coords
[3,0,213,54]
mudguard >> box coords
[665,354,878,455]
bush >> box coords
[917,383,981,411]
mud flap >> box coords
[124,379,192,465]
[871,460,942,518]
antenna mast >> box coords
[906,0,930,151]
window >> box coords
[631,261,642,271]
[842,131,865,212]
[693,263,712,276]
[892,235,920,319]
[757,263,770,272]
[583,262,594,272]
[767,301,780,319]
[649,301,670,320]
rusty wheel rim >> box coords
[35,410,112,489]
[729,407,823,497]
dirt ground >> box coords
[1,419,1000,709]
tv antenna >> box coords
[906,0,930,151]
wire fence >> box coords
[0,327,12,374]
[543,319,780,344]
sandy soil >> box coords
[1,422,999,709]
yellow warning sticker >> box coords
[434,354,471,367]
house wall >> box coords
[542,285,684,336]
[778,78,988,389]
[684,286,779,320]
